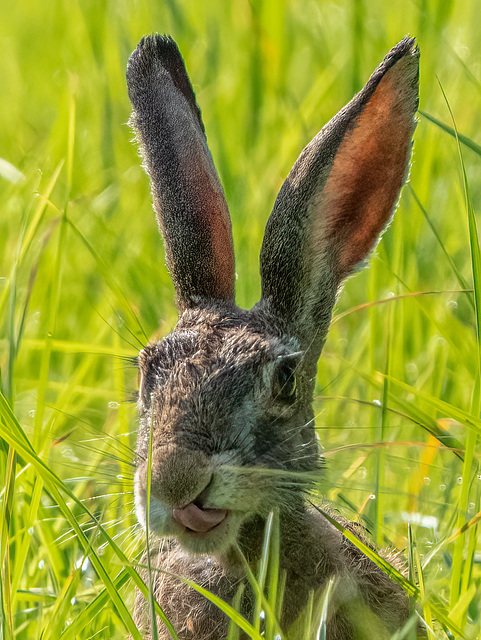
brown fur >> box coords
[126,36,420,639]
[135,510,410,639]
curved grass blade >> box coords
[0,392,178,639]
[420,110,481,157]
[59,568,130,640]
[380,374,481,436]
[311,504,419,598]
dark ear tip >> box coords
[394,35,419,57]
[354,37,419,111]
[140,33,181,63]
[383,35,420,72]
[366,36,419,112]
[126,33,182,83]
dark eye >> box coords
[273,361,297,403]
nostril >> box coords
[147,445,213,508]
[192,479,213,509]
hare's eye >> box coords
[273,361,297,403]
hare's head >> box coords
[127,36,419,554]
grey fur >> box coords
[126,34,420,639]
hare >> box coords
[126,34,419,640]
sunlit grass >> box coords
[1,0,481,638]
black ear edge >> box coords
[351,36,419,119]
[373,36,418,74]
[126,33,205,136]
[314,37,419,152]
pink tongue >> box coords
[173,502,227,533]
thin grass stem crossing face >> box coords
[127,34,419,639]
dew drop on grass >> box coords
[457,477,463,484]
[75,557,89,572]
[447,299,458,309]
[38,560,44,569]
[259,610,265,620]
[369,494,376,500]
[373,399,382,406]
[109,401,119,409]
[28,527,34,535]
[29,409,36,418]
[440,484,446,490]
[275,636,282,640]
[424,477,431,485]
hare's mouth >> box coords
[174,509,244,554]
[173,502,228,532]
[170,500,238,553]
[179,513,229,541]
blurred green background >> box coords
[1,0,481,638]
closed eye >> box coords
[273,360,297,403]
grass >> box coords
[1,0,481,638]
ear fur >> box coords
[259,37,419,363]
[127,35,235,309]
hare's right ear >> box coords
[127,35,235,310]
[259,38,419,370]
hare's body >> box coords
[127,35,419,639]
[134,503,408,639]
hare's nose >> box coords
[172,502,227,532]
[148,444,213,508]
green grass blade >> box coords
[420,110,481,157]
[0,161,64,315]
[0,392,179,639]
[437,80,480,611]
[408,186,473,309]
[180,578,263,640]
[382,374,481,435]
[59,568,131,640]
[254,510,274,633]
[144,411,159,640]
[311,505,419,598]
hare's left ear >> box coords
[127,35,235,310]
[259,37,419,365]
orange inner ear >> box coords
[316,55,416,276]
[188,144,236,301]
[200,189,235,301]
